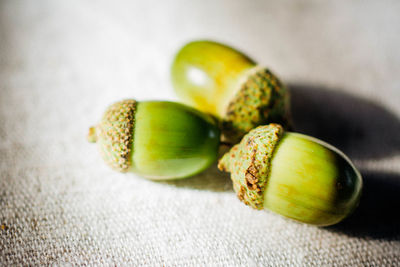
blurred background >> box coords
[1,0,399,265]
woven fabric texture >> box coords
[1,0,400,266]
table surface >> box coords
[1,0,400,265]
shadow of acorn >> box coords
[160,162,233,192]
[289,84,400,160]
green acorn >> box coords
[88,99,220,180]
[171,40,291,143]
[218,124,362,226]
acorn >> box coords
[88,99,220,180]
[171,40,291,143]
[218,124,362,226]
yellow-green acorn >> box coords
[171,40,291,143]
[218,124,362,226]
[88,99,220,180]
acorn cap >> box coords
[218,124,284,209]
[221,67,291,143]
[88,99,136,172]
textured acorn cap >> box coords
[88,99,136,172]
[221,67,291,143]
[218,124,284,209]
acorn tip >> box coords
[87,126,97,143]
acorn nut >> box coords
[171,40,291,143]
[218,124,362,226]
[88,99,220,180]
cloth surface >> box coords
[1,0,400,266]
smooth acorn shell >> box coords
[171,40,256,117]
[266,133,362,226]
[132,101,220,179]
[90,100,220,180]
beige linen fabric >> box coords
[1,0,400,266]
